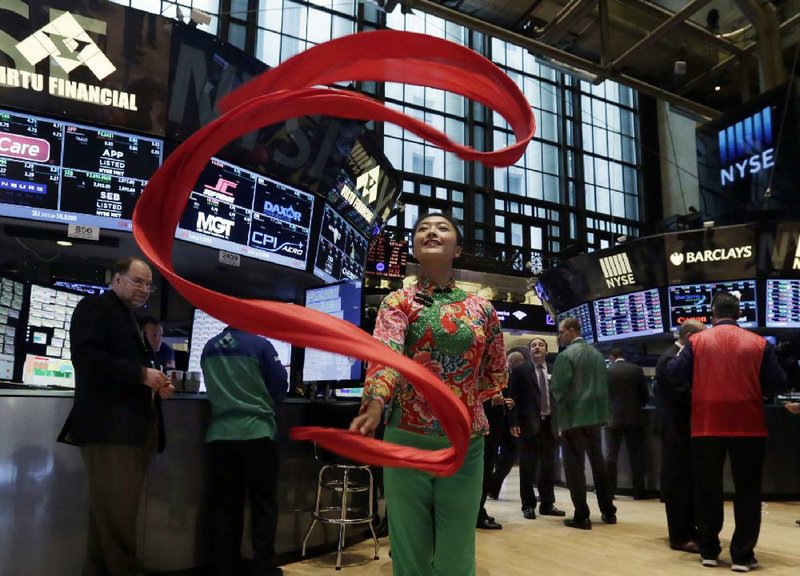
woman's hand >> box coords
[350,399,383,436]
[784,402,800,415]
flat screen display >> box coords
[52,280,108,296]
[668,279,758,330]
[335,387,364,400]
[0,107,163,230]
[593,288,665,342]
[303,280,363,383]
[187,309,292,393]
[21,284,84,387]
[494,301,555,333]
[366,236,408,278]
[0,276,24,381]
[313,204,369,283]
[176,156,315,270]
[766,279,800,328]
[557,303,595,344]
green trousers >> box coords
[383,425,484,576]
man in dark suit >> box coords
[507,338,565,519]
[604,349,649,499]
[477,351,524,530]
[655,320,705,554]
[59,257,173,576]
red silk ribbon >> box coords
[133,30,535,476]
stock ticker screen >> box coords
[766,279,800,328]
[557,303,595,344]
[0,107,162,229]
[176,157,315,271]
[667,279,758,330]
[593,288,665,342]
[313,204,369,283]
[366,236,408,279]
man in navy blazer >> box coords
[59,257,173,576]
[506,337,565,519]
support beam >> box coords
[615,0,749,58]
[610,0,712,71]
[411,0,720,119]
[734,0,788,91]
[535,0,598,44]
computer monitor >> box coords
[21,284,84,387]
[667,279,758,330]
[765,278,800,328]
[0,275,25,381]
[302,279,363,384]
[557,303,595,344]
[187,309,292,392]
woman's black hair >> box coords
[412,211,464,247]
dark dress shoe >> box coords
[540,506,566,517]
[522,506,537,520]
[601,513,617,524]
[477,517,503,530]
[670,540,700,554]
[564,518,592,530]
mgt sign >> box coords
[718,107,775,186]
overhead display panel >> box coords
[0,107,163,229]
[557,303,595,344]
[366,236,408,279]
[667,279,758,330]
[554,236,667,302]
[763,221,800,278]
[313,204,369,283]
[664,224,757,284]
[176,156,315,271]
[765,279,800,328]
[0,1,171,135]
[695,85,800,225]
[593,288,665,342]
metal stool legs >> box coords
[301,464,379,569]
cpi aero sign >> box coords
[718,106,774,186]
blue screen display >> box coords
[303,279,363,383]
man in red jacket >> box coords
[668,292,786,572]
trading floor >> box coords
[282,477,800,576]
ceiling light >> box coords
[714,85,721,91]
[56,240,72,247]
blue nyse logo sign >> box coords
[718,106,775,186]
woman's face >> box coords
[413,215,462,264]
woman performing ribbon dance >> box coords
[132,30,534,486]
[350,212,508,576]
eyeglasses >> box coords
[122,275,158,293]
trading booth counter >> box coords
[0,388,362,575]
[612,405,800,499]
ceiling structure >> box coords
[391,0,800,119]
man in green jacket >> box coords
[550,317,617,530]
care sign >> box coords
[0,1,171,136]
[67,223,99,240]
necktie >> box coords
[537,364,550,417]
